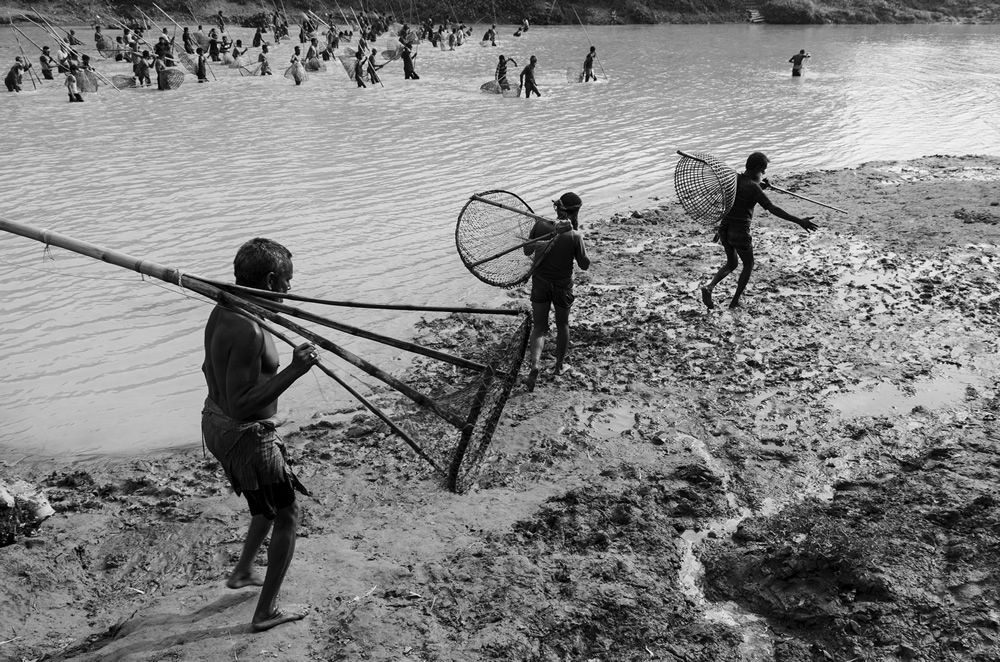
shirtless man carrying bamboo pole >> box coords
[201,238,319,631]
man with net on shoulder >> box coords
[522,192,592,390]
[201,238,319,632]
[700,152,817,310]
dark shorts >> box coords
[243,474,296,519]
[531,275,574,309]
[719,223,753,251]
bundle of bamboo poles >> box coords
[0,217,527,492]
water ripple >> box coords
[1,22,998,456]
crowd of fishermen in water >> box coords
[4,7,536,96]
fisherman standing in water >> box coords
[583,46,597,82]
[789,49,810,76]
[495,54,516,90]
[400,42,419,80]
[353,49,366,88]
[520,54,540,98]
[195,47,209,82]
[700,152,817,310]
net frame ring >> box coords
[674,150,738,226]
[455,189,537,289]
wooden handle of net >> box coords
[467,229,561,269]
[766,184,847,214]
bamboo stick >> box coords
[189,276,489,372]
[0,217,467,430]
[194,279,521,316]
[248,314,446,476]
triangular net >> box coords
[77,70,99,93]
[397,312,531,492]
[456,189,538,289]
[673,150,738,226]
[176,50,199,75]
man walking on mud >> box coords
[201,238,319,631]
[523,192,592,390]
[700,152,817,310]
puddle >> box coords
[573,405,637,439]
[829,368,989,418]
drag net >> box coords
[338,55,355,79]
[96,39,116,58]
[111,74,136,88]
[456,189,543,288]
[566,66,583,83]
[480,80,501,94]
[399,312,531,492]
[502,85,521,98]
[164,69,185,89]
[77,70,99,93]
[176,49,198,75]
[304,57,326,71]
[673,150,738,226]
[284,63,308,83]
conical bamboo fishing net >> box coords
[673,150,739,226]
[456,189,555,289]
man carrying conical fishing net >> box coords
[523,192,592,390]
[201,238,319,631]
[700,152,817,310]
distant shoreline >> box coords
[1,0,996,27]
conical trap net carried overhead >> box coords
[674,150,739,226]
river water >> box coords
[1,21,998,458]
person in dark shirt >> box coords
[700,152,818,310]
[583,46,596,82]
[789,49,810,76]
[520,54,539,98]
[400,42,418,79]
[522,192,592,389]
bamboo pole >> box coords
[17,16,120,90]
[249,314,446,476]
[189,275,489,372]
[9,16,38,90]
[572,8,606,79]
[190,283,520,316]
[0,217,468,429]
[152,2,216,81]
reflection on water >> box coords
[0,22,997,457]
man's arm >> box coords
[223,320,316,420]
[574,232,591,270]
[759,197,817,232]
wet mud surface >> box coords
[2,155,1000,661]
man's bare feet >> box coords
[700,286,714,310]
[525,367,539,392]
[226,572,265,589]
[252,604,310,632]
[728,299,742,309]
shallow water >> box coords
[0,21,998,457]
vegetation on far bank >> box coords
[2,0,997,28]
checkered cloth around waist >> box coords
[201,398,289,495]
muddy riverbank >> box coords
[2,154,1000,661]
